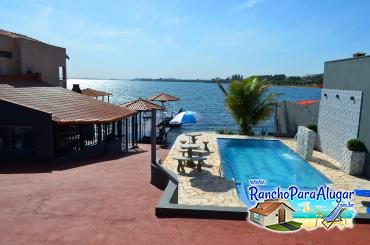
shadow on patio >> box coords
[312,156,340,170]
[188,169,235,193]
[0,146,148,174]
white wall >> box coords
[324,57,370,177]
[264,206,293,226]
[317,89,362,164]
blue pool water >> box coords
[218,138,329,188]
[218,138,355,218]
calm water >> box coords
[67,79,321,136]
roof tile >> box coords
[148,93,179,102]
[249,202,294,216]
[82,88,112,97]
[0,81,136,125]
[121,98,164,112]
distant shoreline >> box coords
[68,78,321,88]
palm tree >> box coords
[217,77,279,135]
[315,209,324,227]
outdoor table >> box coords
[173,156,188,173]
[191,156,207,172]
[173,156,207,172]
[185,132,202,144]
[181,143,200,166]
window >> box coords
[253,213,260,220]
[0,126,33,150]
[0,51,12,58]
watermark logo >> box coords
[248,185,355,204]
[249,179,266,185]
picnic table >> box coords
[185,132,202,144]
[181,143,200,166]
[173,156,207,172]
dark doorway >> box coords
[278,208,286,223]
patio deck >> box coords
[0,144,369,244]
[162,132,370,213]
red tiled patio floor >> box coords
[0,144,369,245]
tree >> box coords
[217,77,279,135]
[315,209,324,227]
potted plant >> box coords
[306,124,317,133]
[342,139,367,175]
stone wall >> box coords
[317,89,362,164]
[296,126,316,160]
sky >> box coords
[1,0,370,79]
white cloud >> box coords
[239,0,264,10]
[297,201,309,207]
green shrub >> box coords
[306,124,317,132]
[217,128,236,135]
[347,139,367,152]
[217,128,226,134]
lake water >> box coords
[67,79,321,138]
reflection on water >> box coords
[68,79,321,139]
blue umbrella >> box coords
[169,111,204,125]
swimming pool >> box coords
[218,138,330,188]
[217,138,353,218]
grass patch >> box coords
[266,224,290,231]
[266,221,302,232]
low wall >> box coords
[274,101,319,137]
[151,160,248,220]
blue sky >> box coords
[1,0,370,79]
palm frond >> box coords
[216,80,228,96]
[217,77,279,135]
